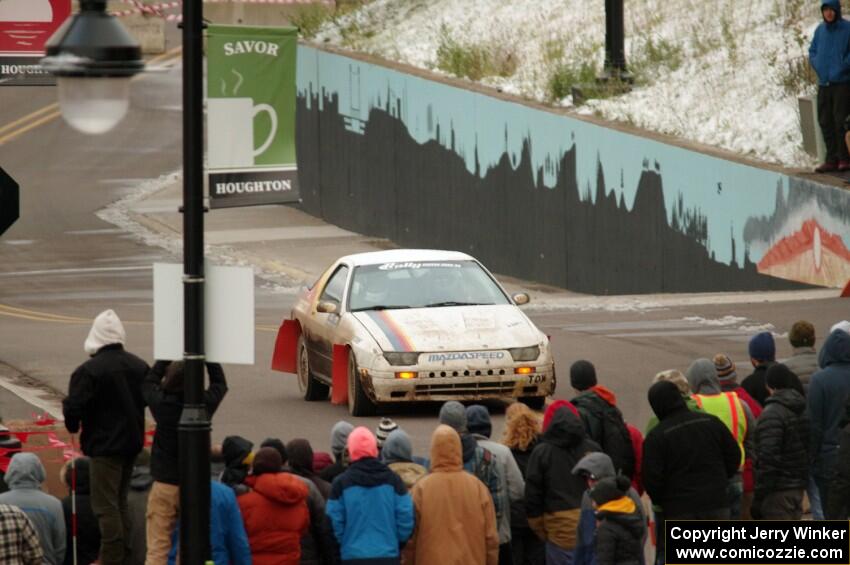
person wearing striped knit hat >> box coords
[376,418,399,451]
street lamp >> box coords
[43,1,212,564]
[41,0,143,134]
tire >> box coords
[520,396,546,411]
[297,336,329,401]
[347,350,376,417]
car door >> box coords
[305,263,349,379]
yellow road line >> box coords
[0,46,184,147]
[0,303,90,322]
[0,103,58,136]
[0,110,62,146]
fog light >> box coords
[515,367,534,375]
[395,371,416,379]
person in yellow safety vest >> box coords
[685,358,755,521]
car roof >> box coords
[338,249,475,267]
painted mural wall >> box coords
[295,45,850,295]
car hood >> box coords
[352,305,540,353]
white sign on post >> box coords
[153,263,255,364]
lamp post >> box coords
[43,1,212,563]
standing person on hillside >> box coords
[570,361,636,482]
[326,427,414,565]
[752,364,809,520]
[809,0,850,173]
[502,403,544,565]
[686,358,755,520]
[0,453,65,565]
[525,404,598,565]
[286,439,332,500]
[63,309,148,565]
[142,359,228,564]
[467,404,526,565]
[809,328,850,514]
[405,425,499,565]
[642,381,740,523]
[782,321,820,391]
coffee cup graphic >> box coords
[208,97,278,168]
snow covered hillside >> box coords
[313,0,825,168]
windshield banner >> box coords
[206,25,300,208]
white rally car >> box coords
[271,249,555,416]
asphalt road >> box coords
[0,43,847,456]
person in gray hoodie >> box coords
[319,420,354,483]
[381,429,427,490]
[0,453,65,565]
[572,452,645,565]
[686,359,755,520]
[467,404,526,565]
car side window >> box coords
[319,265,349,307]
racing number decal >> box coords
[527,375,545,384]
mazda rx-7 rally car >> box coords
[272,249,555,416]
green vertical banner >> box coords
[206,25,299,208]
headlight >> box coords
[509,346,540,362]
[384,351,420,366]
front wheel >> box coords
[347,350,376,417]
[297,336,329,401]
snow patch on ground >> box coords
[315,0,821,167]
[96,172,303,295]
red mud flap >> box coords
[842,280,850,297]
[271,320,300,373]
[331,344,349,405]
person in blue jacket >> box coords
[326,426,414,565]
[809,0,850,173]
[168,480,252,565]
[808,328,850,514]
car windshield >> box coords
[348,260,510,311]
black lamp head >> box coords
[41,0,144,78]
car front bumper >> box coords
[365,363,556,402]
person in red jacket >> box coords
[237,447,310,565]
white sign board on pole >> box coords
[153,263,255,364]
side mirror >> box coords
[317,301,338,314]
[512,292,530,306]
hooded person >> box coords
[467,404,526,561]
[62,309,148,565]
[572,452,645,565]
[286,439,332,500]
[782,321,820,391]
[525,404,598,565]
[312,452,334,475]
[809,0,850,173]
[569,361,635,482]
[439,401,503,528]
[61,457,100,565]
[753,364,809,520]
[808,329,850,513]
[741,332,778,407]
[237,447,310,565]
[590,476,645,565]
[326,427,414,564]
[143,359,228,564]
[542,400,580,432]
[642,381,740,521]
[405,425,499,565]
[686,358,756,519]
[381,429,427,490]
[0,453,65,565]
[320,420,354,483]
[220,436,255,494]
